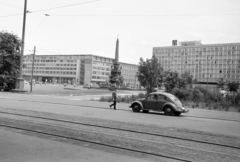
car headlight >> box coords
[177,107,182,110]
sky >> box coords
[1,0,240,64]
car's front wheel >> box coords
[132,104,141,112]
[142,110,149,113]
[174,112,181,116]
[164,106,174,116]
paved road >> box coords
[0,128,161,162]
[0,92,239,136]
[0,92,240,162]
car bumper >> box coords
[176,107,189,113]
[182,109,189,113]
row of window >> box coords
[24,59,77,63]
[164,69,234,73]
[193,74,239,78]
[164,66,239,70]
[158,55,239,59]
[91,75,108,80]
[92,62,138,71]
[154,46,239,53]
[161,62,239,66]
[92,71,110,75]
[24,63,77,67]
[93,56,114,63]
[23,71,76,75]
[93,61,112,66]
[155,51,239,55]
[157,57,239,62]
[55,64,76,66]
[24,67,77,70]
[92,66,111,71]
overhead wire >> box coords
[0,1,22,10]
[0,13,23,18]
[49,13,240,17]
[28,16,48,36]
[2,13,237,18]
[0,0,101,18]
[1,0,239,18]
[31,0,101,13]
[36,47,58,54]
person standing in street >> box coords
[110,88,118,110]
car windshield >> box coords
[167,94,183,107]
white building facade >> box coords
[23,54,139,88]
[153,41,240,84]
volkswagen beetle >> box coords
[129,92,189,116]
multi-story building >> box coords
[23,54,139,88]
[153,41,240,85]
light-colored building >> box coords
[23,54,139,88]
[153,41,240,84]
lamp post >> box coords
[13,0,27,92]
[30,46,36,92]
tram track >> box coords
[0,110,240,162]
[0,110,239,149]
[0,96,239,122]
[0,122,192,162]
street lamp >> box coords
[13,0,28,92]
[30,46,36,92]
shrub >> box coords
[235,93,240,105]
[99,96,112,102]
[190,88,204,103]
[0,75,16,91]
[171,88,190,101]
[195,86,208,95]
[218,97,231,111]
[138,92,146,98]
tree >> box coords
[191,88,204,103]
[137,55,163,93]
[0,31,21,90]
[178,71,194,89]
[217,78,226,90]
[227,81,240,107]
[163,70,179,93]
[227,81,239,93]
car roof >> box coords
[149,92,175,97]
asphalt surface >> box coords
[0,92,240,136]
[0,90,240,162]
[0,127,161,162]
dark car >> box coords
[129,92,189,116]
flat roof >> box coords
[23,54,137,66]
[153,42,240,49]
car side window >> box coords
[157,94,166,101]
[146,94,155,100]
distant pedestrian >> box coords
[110,88,118,110]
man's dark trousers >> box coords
[110,101,116,110]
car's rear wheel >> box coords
[164,106,174,116]
[142,110,149,113]
[174,112,181,116]
[132,104,141,112]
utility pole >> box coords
[13,0,28,92]
[207,57,209,88]
[30,46,36,92]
